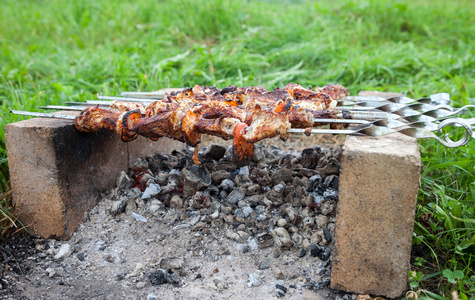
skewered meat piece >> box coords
[315,84,349,101]
[145,102,180,117]
[233,122,254,165]
[131,103,191,143]
[191,100,248,122]
[243,106,291,143]
[193,117,241,140]
[74,106,138,142]
[110,101,146,115]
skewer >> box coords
[97,95,157,102]
[37,105,86,111]
[65,102,109,107]
[287,128,355,135]
[119,91,165,99]
[10,110,76,120]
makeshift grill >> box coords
[11,84,475,164]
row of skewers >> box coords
[11,83,475,164]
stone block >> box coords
[331,92,421,298]
[6,93,185,239]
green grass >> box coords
[1,0,474,297]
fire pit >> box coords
[4,90,421,298]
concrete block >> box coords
[6,90,185,239]
[331,92,421,298]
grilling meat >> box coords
[110,101,146,115]
[74,83,350,164]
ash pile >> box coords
[114,144,340,254]
[110,144,342,293]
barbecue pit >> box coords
[5,89,423,298]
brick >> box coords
[6,91,185,239]
[331,92,421,298]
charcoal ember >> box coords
[159,257,184,275]
[169,195,183,209]
[142,184,161,200]
[214,161,237,171]
[292,177,307,188]
[291,233,303,245]
[299,147,323,169]
[160,184,176,195]
[323,229,332,244]
[246,184,261,195]
[204,158,217,169]
[302,217,315,230]
[315,215,328,229]
[127,187,142,199]
[302,238,311,251]
[181,169,200,198]
[283,205,301,225]
[310,231,323,244]
[146,153,170,172]
[219,190,228,199]
[188,165,211,188]
[235,173,252,188]
[116,171,133,191]
[167,169,180,186]
[307,279,330,291]
[219,178,235,191]
[250,168,272,186]
[278,154,294,167]
[301,206,313,217]
[189,192,206,209]
[149,199,164,213]
[139,172,154,184]
[310,243,322,257]
[244,195,262,208]
[311,194,324,207]
[156,171,168,186]
[211,170,230,184]
[132,157,149,172]
[319,246,331,261]
[323,175,339,190]
[125,199,137,215]
[276,284,287,295]
[323,188,338,201]
[293,187,308,206]
[149,269,180,286]
[307,175,322,193]
[321,200,336,215]
[327,222,336,235]
[226,187,246,204]
[256,233,273,249]
[205,186,220,197]
[316,157,340,177]
[272,168,292,184]
[110,196,128,215]
[298,168,319,177]
[201,144,227,161]
[271,227,293,248]
[267,185,284,205]
[234,207,253,219]
[284,183,296,198]
[239,166,250,176]
[269,145,283,156]
[251,145,266,162]
[255,205,265,214]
